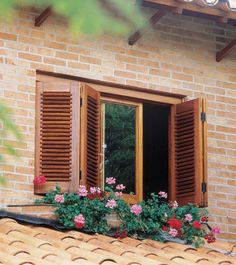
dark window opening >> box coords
[143,103,170,200]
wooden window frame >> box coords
[100,96,143,204]
[36,74,207,206]
[88,83,183,106]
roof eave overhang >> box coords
[142,0,236,24]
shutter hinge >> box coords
[80,97,83,107]
[201,182,207,193]
[201,112,206,122]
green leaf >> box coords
[0,0,145,36]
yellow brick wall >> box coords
[0,9,236,241]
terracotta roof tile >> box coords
[0,218,235,265]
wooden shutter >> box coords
[80,84,101,189]
[169,98,207,206]
[35,80,80,194]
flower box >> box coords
[34,178,220,248]
[106,212,121,229]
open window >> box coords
[35,77,207,206]
[100,97,143,203]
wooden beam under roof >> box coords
[216,38,236,62]
[35,7,52,27]
[128,5,183,45]
[142,0,236,22]
[128,10,167,45]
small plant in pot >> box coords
[35,177,220,248]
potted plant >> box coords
[35,177,220,248]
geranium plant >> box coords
[35,178,220,248]
[33,175,46,185]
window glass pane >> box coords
[103,102,136,194]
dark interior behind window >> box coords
[143,103,169,200]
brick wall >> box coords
[0,8,236,241]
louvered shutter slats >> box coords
[35,80,80,194]
[40,92,72,182]
[86,94,100,187]
[175,106,197,200]
[81,85,101,189]
[170,99,207,206]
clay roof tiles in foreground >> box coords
[176,0,236,11]
[0,218,235,265]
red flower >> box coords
[87,193,96,200]
[162,226,169,232]
[74,214,85,229]
[114,229,128,239]
[201,216,208,222]
[75,222,84,229]
[204,233,216,244]
[33,176,46,185]
[87,191,104,200]
[120,230,128,239]
[168,218,182,229]
[193,221,201,229]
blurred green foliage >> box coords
[0,0,145,36]
[0,102,22,184]
[104,103,136,193]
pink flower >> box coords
[130,204,142,215]
[116,184,126,190]
[74,214,85,229]
[106,177,116,185]
[33,176,46,185]
[54,194,64,203]
[158,191,167,199]
[90,187,101,194]
[185,214,193,222]
[106,199,116,209]
[169,228,178,237]
[212,227,221,234]
[115,192,122,197]
[173,201,178,209]
[77,185,88,197]
[90,187,96,194]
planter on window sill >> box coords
[105,212,121,229]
